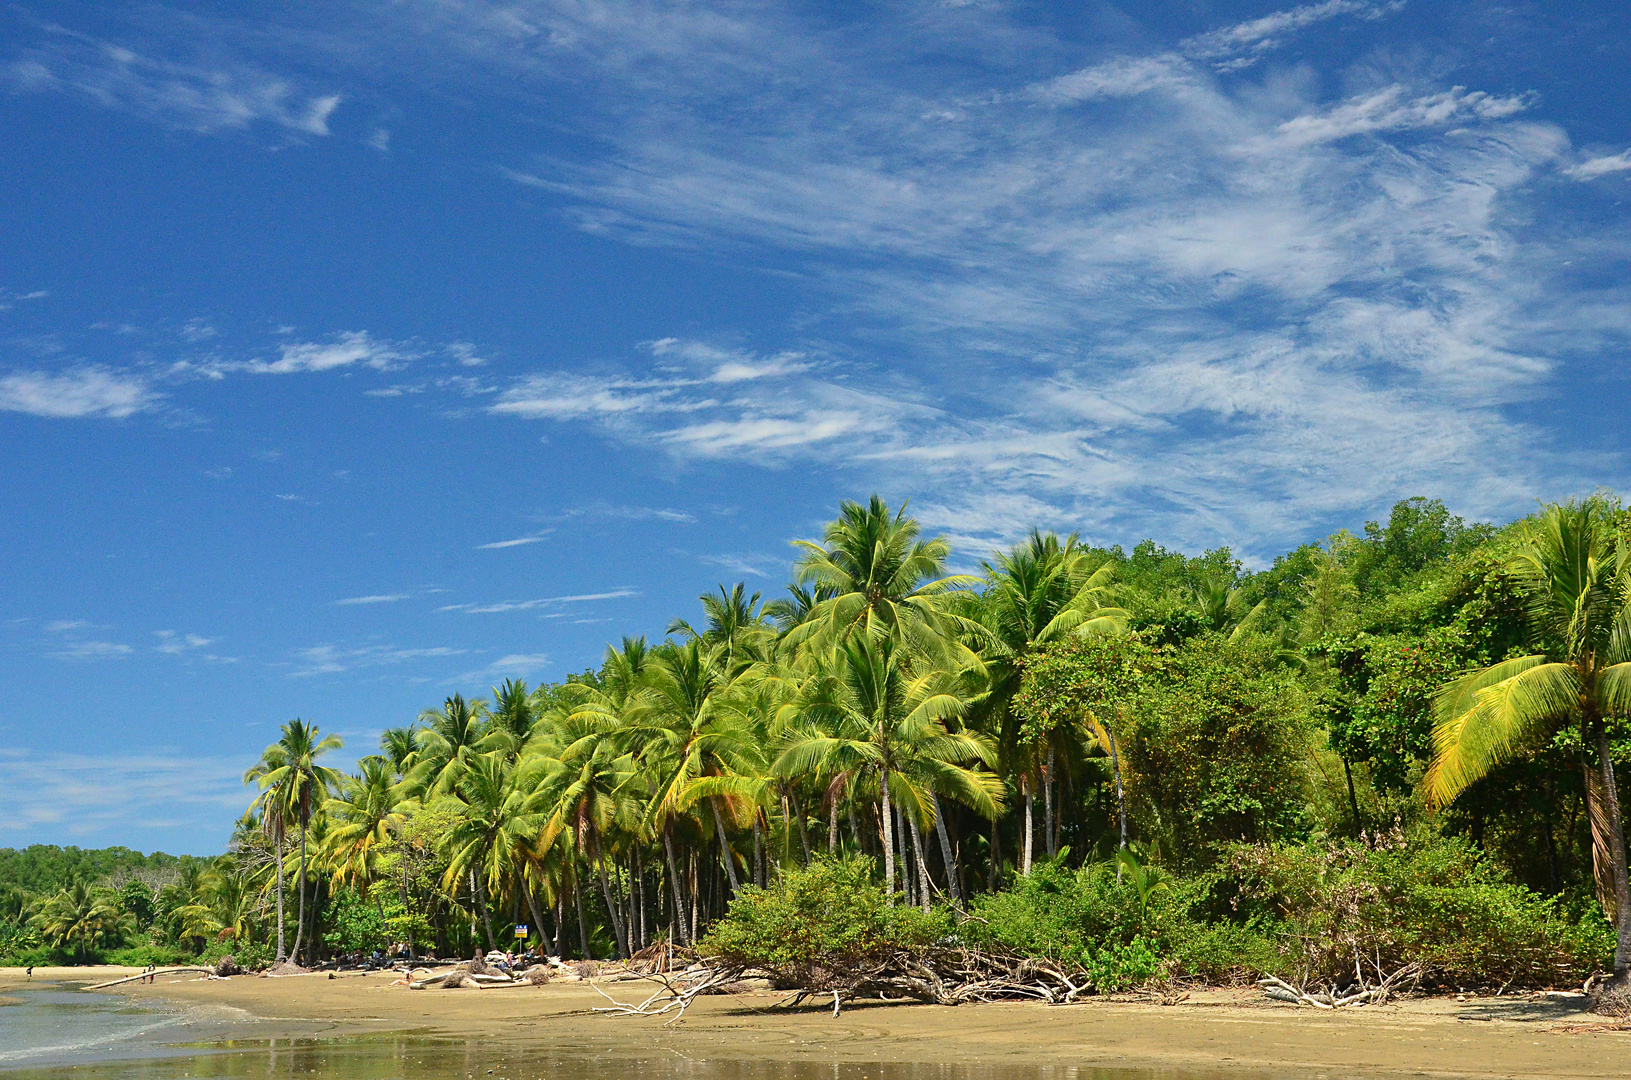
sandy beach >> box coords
[4,966,1628,1079]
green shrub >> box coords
[1084,936,1160,991]
[324,890,389,954]
[1220,833,1613,986]
[701,856,948,984]
[102,944,193,967]
[202,937,272,971]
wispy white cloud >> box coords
[334,594,412,605]
[438,588,639,615]
[449,653,552,685]
[154,630,212,654]
[288,643,466,677]
[1180,0,1402,68]
[698,552,786,579]
[477,535,548,549]
[1270,86,1530,147]
[1568,150,1631,181]
[0,367,156,419]
[0,749,248,836]
[43,619,132,660]
[243,331,401,374]
[49,639,133,660]
[7,27,339,137]
[468,0,1626,558]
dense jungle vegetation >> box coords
[6,493,1631,995]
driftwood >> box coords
[1257,953,1421,1009]
[591,947,1112,1024]
[86,967,217,989]
[409,967,527,989]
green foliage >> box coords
[102,943,193,967]
[325,889,389,953]
[1019,633,1313,868]
[0,845,180,895]
[701,857,948,981]
[1220,833,1612,986]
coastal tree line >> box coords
[6,493,1631,996]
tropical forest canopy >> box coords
[5,493,1630,993]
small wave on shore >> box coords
[0,980,198,1069]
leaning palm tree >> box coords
[246,719,343,966]
[530,724,640,959]
[1427,500,1631,986]
[630,640,766,903]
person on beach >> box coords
[24,966,31,979]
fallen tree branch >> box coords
[1257,961,1420,1009]
[85,968,217,989]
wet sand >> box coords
[4,966,1628,1079]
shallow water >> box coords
[0,986,1288,1080]
[0,981,199,1067]
[0,1036,1269,1080]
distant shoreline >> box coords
[4,966,1629,1079]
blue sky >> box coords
[2,0,1629,854]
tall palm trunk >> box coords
[711,800,741,894]
[1021,774,1034,875]
[290,821,308,964]
[1594,720,1631,975]
[828,795,840,853]
[572,864,591,959]
[662,825,690,946]
[791,793,812,865]
[1108,727,1128,850]
[524,885,547,955]
[930,791,961,903]
[911,823,932,912]
[1044,744,1057,859]
[471,870,497,953]
[880,765,896,900]
[591,832,628,959]
[274,829,287,962]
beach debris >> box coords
[522,965,552,985]
[1257,956,1421,1009]
[85,967,217,990]
[214,956,242,977]
[590,946,1150,1023]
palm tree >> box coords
[531,724,640,959]
[1427,501,1631,983]
[963,530,1126,871]
[776,635,1000,900]
[413,694,489,796]
[440,752,549,953]
[788,495,978,657]
[246,719,343,966]
[632,640,766,903]
[669,583,774,673]
[326,757,416,900]
[32,881,132,962]
[483,679,537,760]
